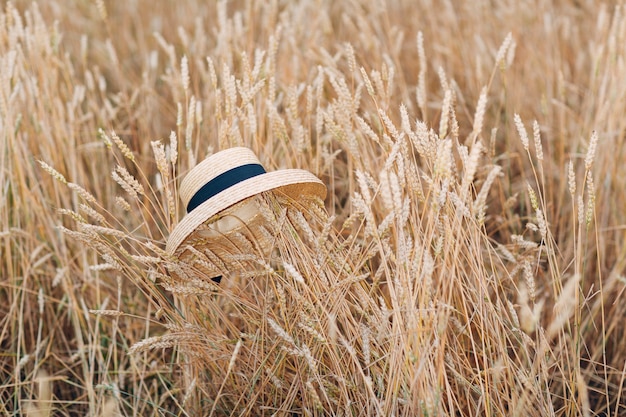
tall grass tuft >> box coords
[2,1,625,415]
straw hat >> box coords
[166,147,327,256]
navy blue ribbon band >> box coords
[186,163,266,213]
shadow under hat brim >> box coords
[166,169,326,254]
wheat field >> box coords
[1,0,625,416]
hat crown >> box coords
[179,147,263,207]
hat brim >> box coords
[166,169,326,254]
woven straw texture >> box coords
[179,147,260,207]
[166,148,326,255]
